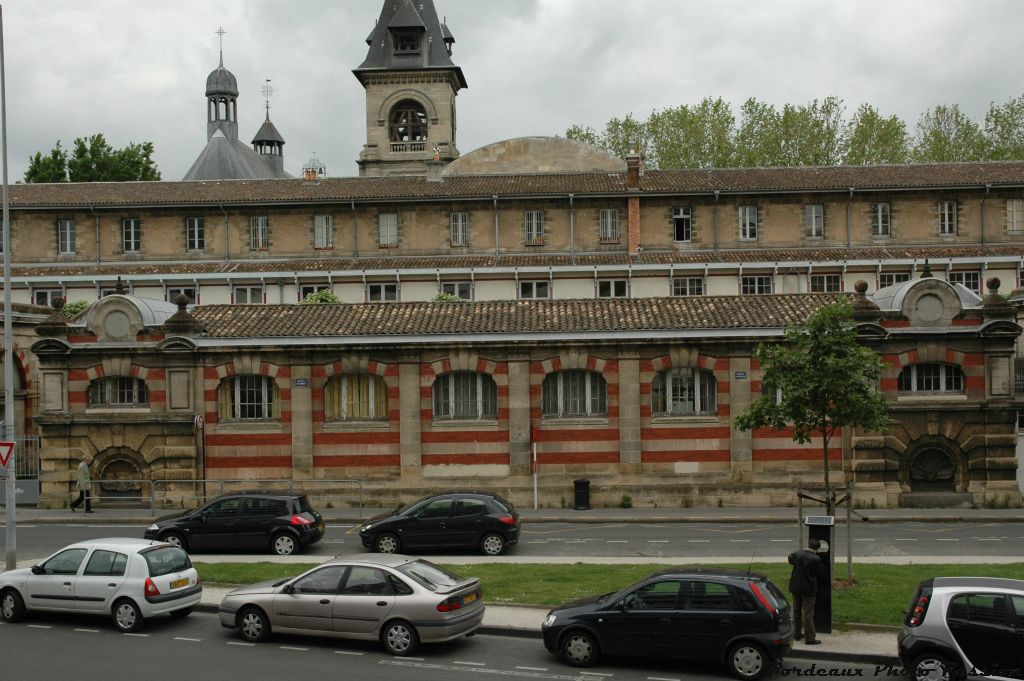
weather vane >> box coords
[261,78,273,115]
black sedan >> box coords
[358,491,520,556]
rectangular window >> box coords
[671,276,704,296]
[672,207,692,242]
[948,270,981,294]
[597,279,628,298]
[872,203,891,237]
[57,219,76,255]
[810,273,841,293]
[599,209,620,242]
[166,287,196,305]
[299,284,330,300]
[939,200,958,235]
[186,217,205,251]
[524,210,545,244]
[314,214,333,249]
[367,282,399,302]
[233,286,264,304]
[33,288,62,307]
[250,216,269,250]
[804,204,824,238]
[378,213,398,248]
[519,280,551,299]
[449,211,469,247]
[738,205,757,240]
[121,218,141,252]
[441,281,473,300]
[879,272,911,288]
[1009,199,1024,233]
[740,275,772,295]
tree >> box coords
[734,300,890,512]
[301,289,340,304]
[985,95,1024,161]
[778,97,847,166]
[60,300,90,318]
[565,114,649,165]
[912,105,988,163]
[844,104,910,165]
[564,124,601,147]
[733,98,784,167]
[23,133,161,183]
[646,97,736,169]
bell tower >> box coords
[353,0,467,177]
[206,27,239,143]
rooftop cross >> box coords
[216,26,226,65]
[261,78,273,116]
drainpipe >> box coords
[89,205,100,264]
[982,183,991,245]
[846,187,854,247]
[712,190,720,250]
[350,200,359,257]
[219,204,229,262]
[492,195,499,259]
[568,193,575,265]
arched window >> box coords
[88,377,149,406]
[541,370,607,417]
[897,363,964,394]
[433,372,497,419]
[218,375,276,420]
[325,374,388,420]
[389,100,428,142]
[652,368,717,416]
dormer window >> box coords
[393,31,420,53]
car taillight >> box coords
[497,514,517,526]
[749,582,777,615]
[907,592,930,627]
[290,515,313,526]
[144,578,161,597]
[436,596,464,612]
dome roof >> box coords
[206,60,238,96]
[444,137,627,176]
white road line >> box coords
[605,540,627,543]
[770,539,791,542]
[279,646,308,651]
[648,677,682,681]
[324,540,346,544]
[936,538,959,542]
[854,538,876,542]
[402,657,425,661]
[27,625,52,629]
[227,641,254,647]
[453,661,486,666]
[688,539,710,543]
[515,666,548,671]
[74,628,100,633]
[976,538,1000,541]
[124,633,149,637]
[174,637,201,642]
[894,538,917,542]
[582,673,613,677]
[334,650,364,656]
[729,539,750,543]
[647,540,669,543]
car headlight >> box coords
[147,523,159,531]
[361,524,373,532]
[543,613,556,627]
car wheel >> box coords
[381,619,419,656]
[0,588,27,623]
[910,652,962,681]
[375,532,401,554]
[238,606,271,642]
[727,641,769,681]
[112,598,143,633]
[270,533,297,556]
[560,629,599,667]
[170,606,194,618]
[161,531,188,552]
[479,532,506,556]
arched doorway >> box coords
[899,437,971,507]
[94,447,149,506]
[908,448,957,492]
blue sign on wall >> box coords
[294,378,309,387]
[734,371,747,380]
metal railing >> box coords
[0,434,40,479]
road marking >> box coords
[647,540,668,543]
[936,538,959,542]
[976,538,1000,541]
[729,539,750,542]
[325,540,346,544]
[401,657,425,661]
[74,628,100,633]
[27,625,52,629]
[279,646,308,651]
[770,539,791,542]
[334,650,364,656]
[454,661,486,666]
[515,666,548,671]
[605,540,627,543]
[894,538,917,542]
[527,540,548,544]
[854,538,876,542]
[648,677,681,681]
[227,641,254,646]
[688,539,710,543]
[174,637,201,642]
[582,673,613,677]
[124,633,149,637]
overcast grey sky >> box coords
[3,0,1023,181]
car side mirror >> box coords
[615,599,626,611]
[282,583,294,594]
[30,565,42,575]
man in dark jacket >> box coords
[788,538,825,644]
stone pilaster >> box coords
[398,356,423,479]
[618,353,642,473]
[730,357,752,481]
[507,354,532,475]
[290,364,313,480]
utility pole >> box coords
[1,4,18,571]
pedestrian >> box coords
[70,454,94,513]
[788,537,825,645]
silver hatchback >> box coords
[218,553,485,655]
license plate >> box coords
[463,593,477,604]
[170,578,188,589]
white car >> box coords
[0,537,202,632]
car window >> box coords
[143,546,192,577]
[948,593,1008,625]
[684,580,736,610]
[397,560,461,591]
[1012,595,1024,620]
[388,575,414,596]
[341,567,389,595]
[204,498,242,519]
[453,499,487,517]
[624,580,682,610]
[491,494,514,513]
[292,566,347,594]
[416,498,452,519]
[83,550,128,576]
[241,497,287,516]
[293,495,314,514]
[40,548,88,575]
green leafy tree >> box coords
[24,133,161,183]
[646,97,736,169]
[733,98,784,167]
[564,124,601,147]
[24,141,69,183]
[735,300,890,511]
[301,289,340,304]
[844,104,910,165]
[778,97,847,166]
[59,300,90,317]
[433,292,463,302]
[985,95,1024,161]
[912,104,989,162]
[565,115,649,163]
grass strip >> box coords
[193,561,1024,627]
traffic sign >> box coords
[0,441,14,468]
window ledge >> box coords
[322,420,390,432]
[540,417,609,427]
[871,235,891,242]
[599,238,621,245]
[649,414,720,424]
[1007,230,1024,236]
[214,421,282,432]
[896,394,968,402]
[85,407,151,415]
[431,418,499,429]
[525,240,546,247]
[803,235,824,241]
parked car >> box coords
[144,491,325,555]
[542,567,793,680]
[898,576,1024,681]
[0,537,201,633]
[358,491,520,556]
[218,553,484,655]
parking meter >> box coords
[804,515,833,634]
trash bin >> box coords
[573,479,590,510]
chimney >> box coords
[626,152,641,190]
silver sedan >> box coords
[217,553,484,655]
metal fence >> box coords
[0,434,40,479]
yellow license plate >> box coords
[170,578,188,589]
[463,593,477,604]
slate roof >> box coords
[182,130,292,181]
[11,161,1024,209]
[188,295,844,339]
[12,244,1024,279]
[252,115,285,144]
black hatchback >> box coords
[358,491,520,556]
[542,567,793,681]
[144,491,325,555]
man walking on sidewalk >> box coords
[70,454,94,513]
[788,538,825,645]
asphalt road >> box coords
[5,519,1024,562]
[0,609,886,681]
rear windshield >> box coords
[143,546,192,577]
[286,495,314,514]
[491,494,514,513]
[397,560,461,591]
[762,579,789,609]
